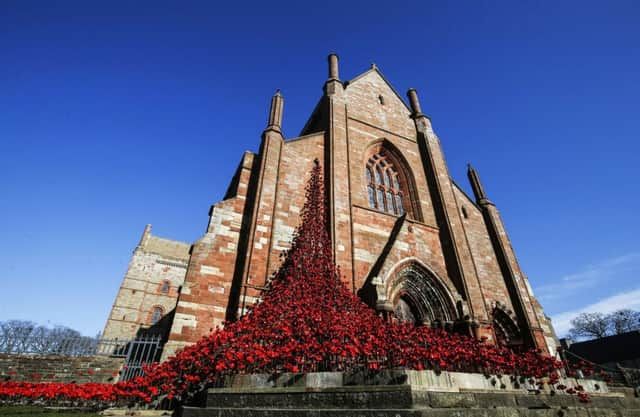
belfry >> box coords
[102,54,558,359]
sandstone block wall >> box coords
[102,226,190,341]
[0,354,124,384]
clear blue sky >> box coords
[1,1,639,337]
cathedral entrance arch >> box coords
[384,260,458,326]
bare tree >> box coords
[568,309,640,340]
[0,320,37,353]
[609,309,640,335]
[0,320,91,355]
[568,312,609,340]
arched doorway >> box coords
[394,297,419,324]
[387,263,457,326]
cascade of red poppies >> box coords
[137,161,568,402]
[0,162,599,407]
[139,160,397,400]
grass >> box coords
[0,406,99,416]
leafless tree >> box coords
[0,320,93,355]
[0,320,37,353]
[568,309,640,340]
[609,309,640,335]
[568,312,609,340]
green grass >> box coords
[0,406,99,416]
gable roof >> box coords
[345,65,413,114]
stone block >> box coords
[427,391,475,408]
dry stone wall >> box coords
[0,354,124,384]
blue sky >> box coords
[1,1,638,337]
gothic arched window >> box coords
[150,306,163,325]
[366,152,405,216]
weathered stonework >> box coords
[105,54,558,359]
[0,354,124,384]
[179,371,640,417]
[102,224,190,341]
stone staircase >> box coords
[177,370,640,416]
[180,385,640,416]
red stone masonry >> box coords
[106,55,558,360]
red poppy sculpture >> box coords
[0,161,594,407]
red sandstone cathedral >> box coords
[103,54,558,359]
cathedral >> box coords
[102,54,558,359]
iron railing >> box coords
[112,335,163,381]
[560,348,639,387]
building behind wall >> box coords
[103,54,559,359]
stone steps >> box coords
[178,386,640,417]
[182,406,640,417]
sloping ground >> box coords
[181,386,640,417]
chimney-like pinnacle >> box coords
[267,89,284,132]
[467,164,490,204]
[407,88,424,117]
[328,53,339,80]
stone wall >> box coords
[163,152,255,358]
[181,370,640,417]
[0,354,124,383]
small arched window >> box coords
[150,306,163,325]
[160,280,170,294]
[366,152,405,216]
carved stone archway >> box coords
[492,303,523,350]
[383,262,459,326]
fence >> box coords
[560,348,639,387]
[104,336,164,381]
[0,333,163,381]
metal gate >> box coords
[117,335,164,381]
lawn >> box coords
[0,406,99,416]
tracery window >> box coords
[366,152,405,215]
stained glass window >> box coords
[367,185,375,206]
[365,151,407,216]
[377,187,385,209]
[396,194,404,215]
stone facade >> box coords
[104,54,557,359]
[102,224,191,341]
